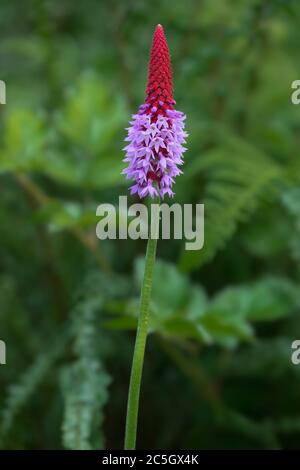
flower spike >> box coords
[146,24,173,107]
[123,24,187,199]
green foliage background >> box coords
[0,0,300,450]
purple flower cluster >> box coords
[123,104,187,199]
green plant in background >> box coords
[1,0,300,450]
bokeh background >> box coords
[1,0,300,450]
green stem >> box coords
[124,201,160,450]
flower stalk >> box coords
[124,200,160,450]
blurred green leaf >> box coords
[0,108,47,172]
[107,259,299,347]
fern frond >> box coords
[61,359,109,450]
[0,331,69,446]
[61,276,111,450]
[180,134,281,271]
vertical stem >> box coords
[124,201,160,450]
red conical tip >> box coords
[145,24,174,111]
